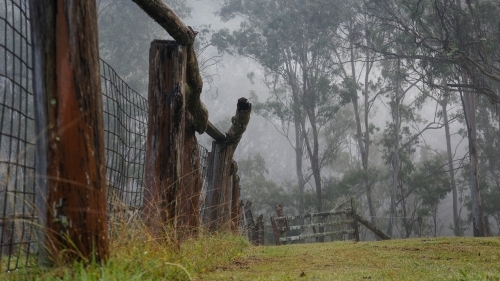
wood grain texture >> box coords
[30,0,108,264]
[144,40,186,238]
[143,40,204,239]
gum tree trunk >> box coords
[441,93,460,236]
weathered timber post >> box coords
[270,216,281,245]
[130,0,250,236]
[275,205,287,245]
[202,98,251,231]
[351,197,360,242]
[178,97,203,237]
[144,40,186,238]
[203,141,233,231]
[144,39,207,239]
[354,214,391,240]
[30,0,108,264]
[256,214,265,245]
[243,201,256,242]
[230,161,241,232]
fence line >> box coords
[0,1,212,271]
[0,0,37,271]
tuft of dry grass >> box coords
[202,237,500,281]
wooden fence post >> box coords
[230,162,241,232]
[256,214,265,245]
[202,98,251,231]
[144,40,186,238]
[270,216,281,245]
[30,0,108,264]
[351,197,360,242]
[178,95,203,237]
[202,141,233,231]
[144,39,205,239]
[243,201,256,243]
[275,205,287,245]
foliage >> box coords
[238,153,295,216]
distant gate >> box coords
[270,198,360,245]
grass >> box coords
[201,237,500,281]
[1,220,248,281]
[2,223,500,281]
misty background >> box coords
[96,0,500,240]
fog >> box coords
[97,0,500,239]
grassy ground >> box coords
[2,230,499,280]
[1,222,248,281]
[201,237,500,281]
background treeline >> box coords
[97,0,500,239]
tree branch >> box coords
[132,0,209,134]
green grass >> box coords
[3,226,500,281]
[1,221,248,281]
[201,237,500,281]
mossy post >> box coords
[30,0,108,264]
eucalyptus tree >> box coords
[475,95,500,234]
[366,0,500,236]
[333,1,387,226]
[430,83,463,236]
[213,0,348,213]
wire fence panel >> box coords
[100,59,148,218]
[0,0,37,271]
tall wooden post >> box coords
[203,142,235,231]
[30,0,108,263]
[202,98,251,231]
[144,40,203,238]
[177,109,203,236]
[230,162,241,232]
[144,40,186,238]
[351,197,360,242]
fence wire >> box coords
[100,59,148,216]
[0,0,37,272]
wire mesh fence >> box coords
[0,1,214,272]
[100,59,148,217]
[0,0,37,271]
